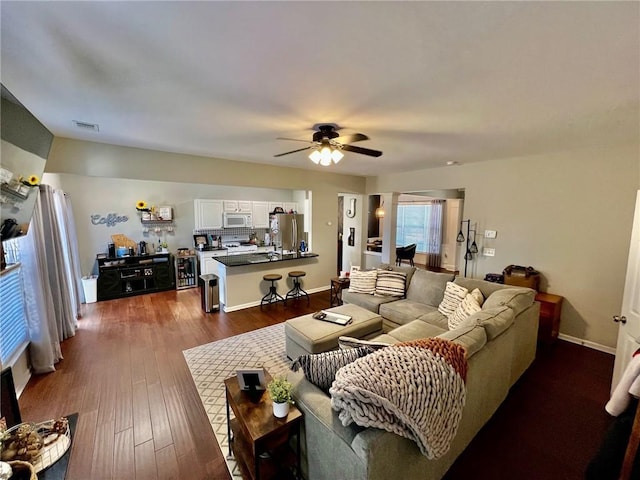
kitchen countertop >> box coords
[214,251,318,267]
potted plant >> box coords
[266,376,293,418]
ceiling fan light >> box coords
[318,146,333,166]
[331,149,344,163]
[309,150,321,164]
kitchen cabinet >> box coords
[268,202,283,213]
[197,249,228,275]
[268,201,298,214]
[194,199,223,229]
[251,201,270,228]
[284,202,298,213]
[223,200,252,213]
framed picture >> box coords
[236,368,266,391]
[193,235,207,248]
[350,266,361,275]
[157,206,173,221]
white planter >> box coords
[272,401,290,418]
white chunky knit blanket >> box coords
[330,338,468,459]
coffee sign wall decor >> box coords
[91,213,129,228]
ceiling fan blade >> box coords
[341,144,383,157]
[274,146,313,157]
[276,137,311,143]
[338,133,369,144]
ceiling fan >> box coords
[274,124,382,165]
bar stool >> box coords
[261,273,285,307]
[285,270,309,305]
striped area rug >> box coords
[183,323,291,478]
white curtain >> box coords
[6,185,80,373]
[425,200,444,268]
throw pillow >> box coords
[348,270,378,295]
[338,336,391,351]
[438,282,468,317]
[290,347,372,393]
[448,293,483,330]
[470,288,485,307]
[374,269,407,297]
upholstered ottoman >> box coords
[285,304,383,360]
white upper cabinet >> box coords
[268,202,283,213]
[251,201,270,228]
[223,200,252,213]
[194,199,223,229]
[284,202,298,213]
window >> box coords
[0,266,29,365]
[396,203,443,253]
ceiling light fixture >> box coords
[309,144,343,166]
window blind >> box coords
[0,266,29,365]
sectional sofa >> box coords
[289,265,540,480]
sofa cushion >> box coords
[374,269,407,297]
[437,324,487,358]
[483,288,535,316]
[381,319,447,343]
[470,305,515,340]
[290,346,372,393]
[348,270,378,294]
[406,269,454,306]
[470,288,485,306]
[438,282,468,317]
[342,290,397,314]
[417,309,450,330]
[379,263,417,288]
[454,277,514,299]
[380,299,441,327]
[448,293,483,330]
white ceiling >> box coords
[1,1,638,177]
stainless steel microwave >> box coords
[223,212,252,228]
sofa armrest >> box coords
[290,369,364,446]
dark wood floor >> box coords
[17,288,615,480]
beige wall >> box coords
[367,143,640,349]
[46,137,639,349]
[45,137,367,292]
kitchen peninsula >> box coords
[197,250,319,312]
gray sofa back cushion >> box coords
[453,277,514,299]
[469,305,515,340]
[483,288,535,316]
[437,324,487,358]
[406,269,454,306]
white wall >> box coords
[368,143,640,349]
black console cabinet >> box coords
[97,253,175,301]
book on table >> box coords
[312,310,352,325]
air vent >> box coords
[72,120,99,132]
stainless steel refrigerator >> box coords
[269,213,304,252]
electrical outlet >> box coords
[483,248,496,257]
[484,230,497,239]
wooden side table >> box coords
[535,292,563,345]
[224,372,302,480]
[330,277,350,307]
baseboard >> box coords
[558,333,616,355]
[222,286,330,312]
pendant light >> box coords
[375,199,385,218]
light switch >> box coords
[484,230,497,239]
[483,248,496,257]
